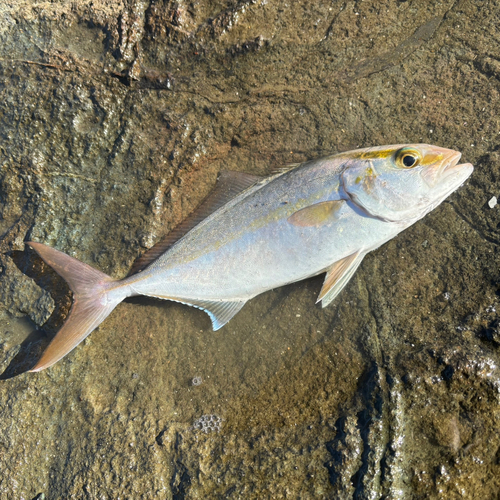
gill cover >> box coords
[341,145,458,223]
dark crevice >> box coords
[352,366,383,498]
[170,432,191,499]
[323,416,347,486]
[476,319,500,349]
[107,70,132,86]
[170,460,191,500]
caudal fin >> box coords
[27,241,124,372]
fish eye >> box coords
[395,148,421,169]
[402,154,417,167]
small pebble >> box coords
[488,196,497,209]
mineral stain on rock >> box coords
[0,0,500,498]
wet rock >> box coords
[0,0,499,498]
[324,415,363,497]
[0,255,54,325]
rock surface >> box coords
[0,0,499,498]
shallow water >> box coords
[0,0,499,498]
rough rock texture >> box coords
[0,0,499,498]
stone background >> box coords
[0,0,499,498]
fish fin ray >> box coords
[317,250,365,307]
[128,171,262,275]
[189,298,247,330]
[139,293,247,330]
[270,163,302,175]
[28,241,112,290]
[27,242,123,371]
[288,200,345,227]
[30,296,118,372]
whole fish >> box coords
[27,144,473,371]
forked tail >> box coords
[27,242,126,372]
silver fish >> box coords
[27,144,473,371]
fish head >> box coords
[340,144,473,222]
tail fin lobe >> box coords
[27,242,123,372]
[28,241,113,292]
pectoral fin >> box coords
[287,200,344,227]
[317,250,365,307]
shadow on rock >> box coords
[0,329,48,379]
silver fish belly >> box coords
[27,143,473,371]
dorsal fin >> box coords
[128,171,262,275]
[270,162,303,175]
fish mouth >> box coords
[422,150,473,188]
[443,151,462,172]
[442,151,473,182]
[435,151,473,199]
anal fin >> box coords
[140,293,247,331]
[187,298,247,330]
[317,250,365,308]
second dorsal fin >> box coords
[128,171,262,275]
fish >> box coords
[26,144,473,372]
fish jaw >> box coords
[437,160,474,196]
[416,161,474,219]
[420,150,472,188]
[441,159,474,186]
[419,149,473,214]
